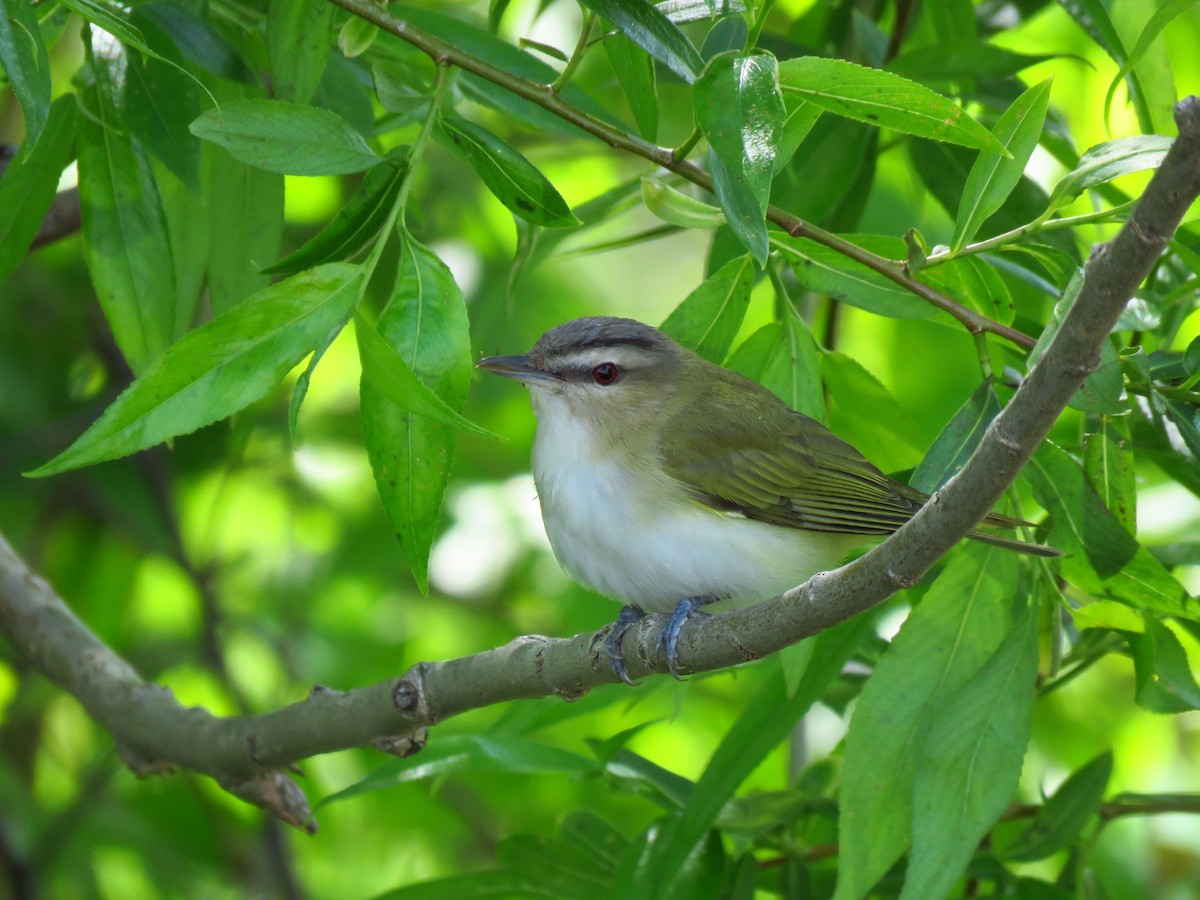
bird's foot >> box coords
[604,604,647,686]
[658,597,712,681]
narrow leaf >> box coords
[1002,752,1113,862]
[207,156,284,316]
[77,28,178,373]
[0,96,76,287]
[0,0,51,141]
[695,52,784,265]
[439,115,578,227]
[903,607,1039,900]
[267,0,334,104]
[727,312,824,420]
[777,56,1008,154]
[774,97,821,174]
[605,33,657,140]
[361,236,473,593]
[1046,136,1172,213]
[1128,617,1200,713]
[28,264,363,476]
[659,255,756,363]
[578,0,702,83]
[641,177,725,228]
[638,618,872,897]
[1103,0,1194,130]
[910,379,1001,494]
[835,546,1018,900]
[357,315,497,439]
[887,43,1057,82]
[656,0,746,24]
[951,79,1051,254]
[1026,442,1191,618]
[190,100,381,175]
[265,158,407,276]
[1083,416,1136,533]
[774,234,931,320]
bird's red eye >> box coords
[592,363,619,385]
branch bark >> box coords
[2,98,1198,829]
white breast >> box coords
[529,392,863,613]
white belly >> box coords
[531,407,862,612]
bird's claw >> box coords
[658,597,710,680]
[604,605,646,686]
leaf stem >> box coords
[322,0,1037,350]
[550,10,595,93]
[362,62,450,283]
[672,127,703,163]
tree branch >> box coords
[322,0,1037,349]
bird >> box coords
[477,316,1057,683]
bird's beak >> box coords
[476,354,557,384]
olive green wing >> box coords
[660,393,924,536]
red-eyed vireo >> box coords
[478,316,1057,683]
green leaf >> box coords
[923,254,1015,325]
[497,834,611,898]
[267,0,334,104]
[1028,271,1126,415]
[605,33,657,140]
[727,312,824,420]
[287,324,339,448]
[0,95,75,287]
[77,28,178,373]
[357,315,497,439]
[578,0,703,83]
[1026,442,1191,618]
[28,264,363,477]
[903,607,1039,900]
[1046,136,1173,214]
[777,57,1008,154]
[641,177,725,228]
[439,115,578,227]
[0,0,51,141]
[910,380,1000,494]
[322,734,596,805]
[264,158,407,276]
[559,811,629,872]
[656,0,746,24]
[1083,416,1136,533]
[773,234,932,320]
[1128,617,1200,713]
[123,7,203,191]
[62,0,165,64]
[372,871,549,900]
[1102,0,1194,132]
[774,96,822,174]
[361,236,473,593]
[204,130,285,314]
[821,351,924,473]
[1002,752,1112,862]
[190,100,382,175]
[886,42,1057,82]
[835,545,1019,900]
[635,618,872,898]
[694,52,784,265]
[951,79,1052,254]
[659,255,756,363]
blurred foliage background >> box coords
[2,0,1200,897]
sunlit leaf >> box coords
[1026,442,1191,618]
[660,255,755,363]
[727,313,824,420]
[264,158,407,276]
[641,178,725,228]
[1045,136,1173,214]
[836,546,1018,900]
[190,100,382,175]
[903,607,1038,900]
[777,57,1008,153]
[28,265,363,476]
[361,236,473,593]
[1083,415,1136,532]
[951,79,1052,254]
